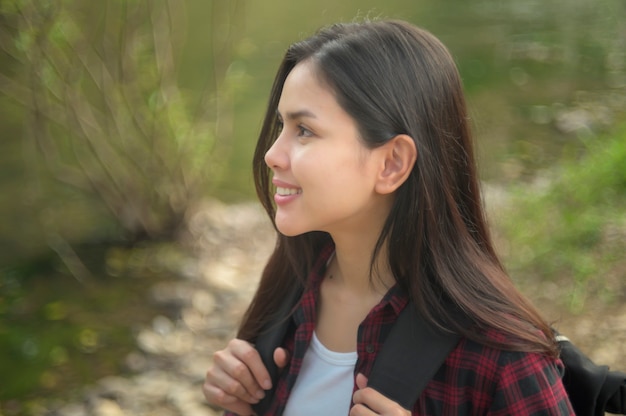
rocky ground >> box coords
[30,200,275,416]
[31,199,626,416]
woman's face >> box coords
[264,61,393,238]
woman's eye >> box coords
[297,125,313,137]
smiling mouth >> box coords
[276,186,302,196]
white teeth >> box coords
[276,186,301,196]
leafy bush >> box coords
[495,125,626,311]
[0,0,244,241]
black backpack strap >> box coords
[557,335,626,415]
[253,292,461,413]
[367,303,461,410]
[252,284,303,415]
[604,370,626,415]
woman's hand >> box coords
[351,373,411,416]
[203,338,289,415]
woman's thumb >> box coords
[273,347,290,369]
[355,373,368,390]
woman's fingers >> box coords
[202,379,255,415]
[351,373,411,416]
[205,362,263,403]
[229,339,273,390]
[203,339,273,414]
[215,340,272,396]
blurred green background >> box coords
[0,0,625,410]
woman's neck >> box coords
[325,197,396,295]
[328,236,395,296]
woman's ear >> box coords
[375,134,417,195]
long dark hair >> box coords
[239,20,557,356]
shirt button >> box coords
[365,344,375,353]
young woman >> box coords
[203,20,574,415]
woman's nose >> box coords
[264,134,289,170]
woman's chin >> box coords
[275,222,302,237]
[275,220,315,238]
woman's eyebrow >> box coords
[276,109,317,120]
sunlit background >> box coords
[1,0,625,414]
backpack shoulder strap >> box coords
[252,284,303,415]
[253,294,460,413]
[367,303,461,410]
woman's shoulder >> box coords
[422,329,572,414]
[440,327,566,391]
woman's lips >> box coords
[276,186,302,196]
[272,180,302,205]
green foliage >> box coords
[0,242,181,402]
[0,0,245,241]
[498,125,626,311]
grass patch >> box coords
[494,125,626,312]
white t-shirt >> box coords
[282,331,358,415]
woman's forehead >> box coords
[277,62,338,117]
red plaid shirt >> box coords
[226,244,574,415]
